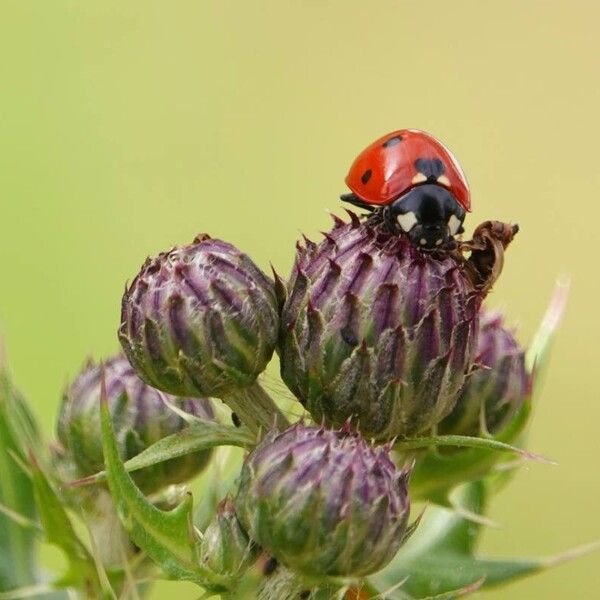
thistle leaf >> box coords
[394,434,548,461]
[526,278,569,378]
[400,357,545,503]
[99,374,232,592]
[0,352,39,592]
[70,420,255,488]
[30,455,92,565]
[29,454,114,598]
[370,481,599,598]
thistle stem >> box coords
[224,382,289,437]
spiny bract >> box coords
[279,214,482,440]
[119,234,279,399]
[235,422,413,578]
[440,309,528,436]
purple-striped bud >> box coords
[119,235,279,399]
[235,423,413,578]
[440,310,528,436]
[57,354,214,493]
[279,215,482,440]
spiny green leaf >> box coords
[526,278,569,378]
[400,281,568,504]
[377,578,484,599]
[370,482,599,598]
[402,358,541,503]
[394,433,548,460]
[484,278,569,495]
[30,455,91,564]
[29,454,114,598]
[70,419,255,488]
[0,353,39,592]
[99,373,232,591]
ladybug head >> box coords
[385,184,465,251]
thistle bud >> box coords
[440,310,528,436]
[119,235,284,433]
[279,216,481,440]
[200,498,258,577]
[235,423,413,578]
[57,353,214,493]
[119,235,279,398]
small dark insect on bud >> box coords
[263,556,279,576]
[231,412,242,428]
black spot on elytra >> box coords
[382,135,403,148]
[361,169,372,185]
[415,157,446,180]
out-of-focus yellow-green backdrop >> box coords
[1,1,598,598]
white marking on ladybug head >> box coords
[435,238,443,246]
[437,175,451,187]
[412,173,427,185]
[396,211,418,232]
[420,238,427,246]
[448,214,462,236]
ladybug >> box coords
[341,129,471,250]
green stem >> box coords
[225,382,289,436]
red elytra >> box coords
[344,129,471,212]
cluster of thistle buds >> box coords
[14,129,581,600]
[90,129,527,590]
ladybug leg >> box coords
[340,193,375,212]
[382,206,399,234]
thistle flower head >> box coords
[57,353,214,493]
[279,215,482,439]
[234,422,413,578]
[440,309,528,436]
[119,235,279,399]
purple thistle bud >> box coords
[234,423,413,578]
[119,235,279,399]
[119,235,286,433]
[279,216,482,440]
[57,353,214,493]
[440,310,528,436]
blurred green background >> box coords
[1,1,598,597]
